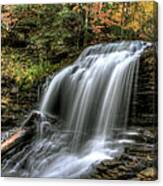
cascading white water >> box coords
[2,41,151,178]
[40,41,149,152]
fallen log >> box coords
[1,128,29,155]
[1,110,43,156]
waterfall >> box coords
[2,41,151,178]
[40,41,149,152]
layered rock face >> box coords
[128,45,158,128]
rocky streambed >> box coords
[88,127,157,180]
[1,114,157,180]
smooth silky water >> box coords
[2,41,151,178]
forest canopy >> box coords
[1,2,157,87]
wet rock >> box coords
[102,159,121,168]
[96,164,108,171]
[92,174,103,179]
[128,45,157,128]
[118,165,128,171]
[22,110,43,127]
[101,173,112,179]
[143,130,155,143]
[137,167,157,180]
[118,171,136,179]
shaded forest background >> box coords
[1,2,157,128]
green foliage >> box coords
[2,46,73,90]
[2,4,83,91]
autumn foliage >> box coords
[72,2,157,43]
